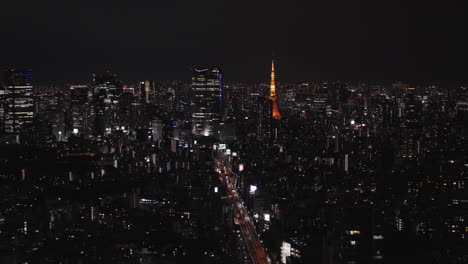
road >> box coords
[216,157,269,264]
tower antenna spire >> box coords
[270,59,281,119]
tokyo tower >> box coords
[270,60,282,119]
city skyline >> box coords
[1,2,467,264]
[1,61,467,264]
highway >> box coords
[216,156,270,264]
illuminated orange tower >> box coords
[270,60,282,119]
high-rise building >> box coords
[92,72,122,135]
[69,85,91,136]
[256,96,272,141]
[270,60,282,119]
[0,84,4,132]
[2,69,34,134]
[140,80,156,104]
[191,67,222,137]
[118,89,137,131]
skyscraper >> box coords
[69,85,91,136]
[140,80,156,105]
[191,67,222,137]
[2,69,34,134]
[270,60,281,119]
[92,72,122,135]
[256,96,272,141]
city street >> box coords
[217,154,270,264]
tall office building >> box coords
[0,84,4,132]
[191,67,222,137]
[92,72,122,135]
[2,69,34,133]
[69,85,91,136]
[256,96,272,141]
[140,80,156,104]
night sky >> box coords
[1,1,466,84]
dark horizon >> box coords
[1,1,467,85]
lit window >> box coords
[347,230,361,235]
